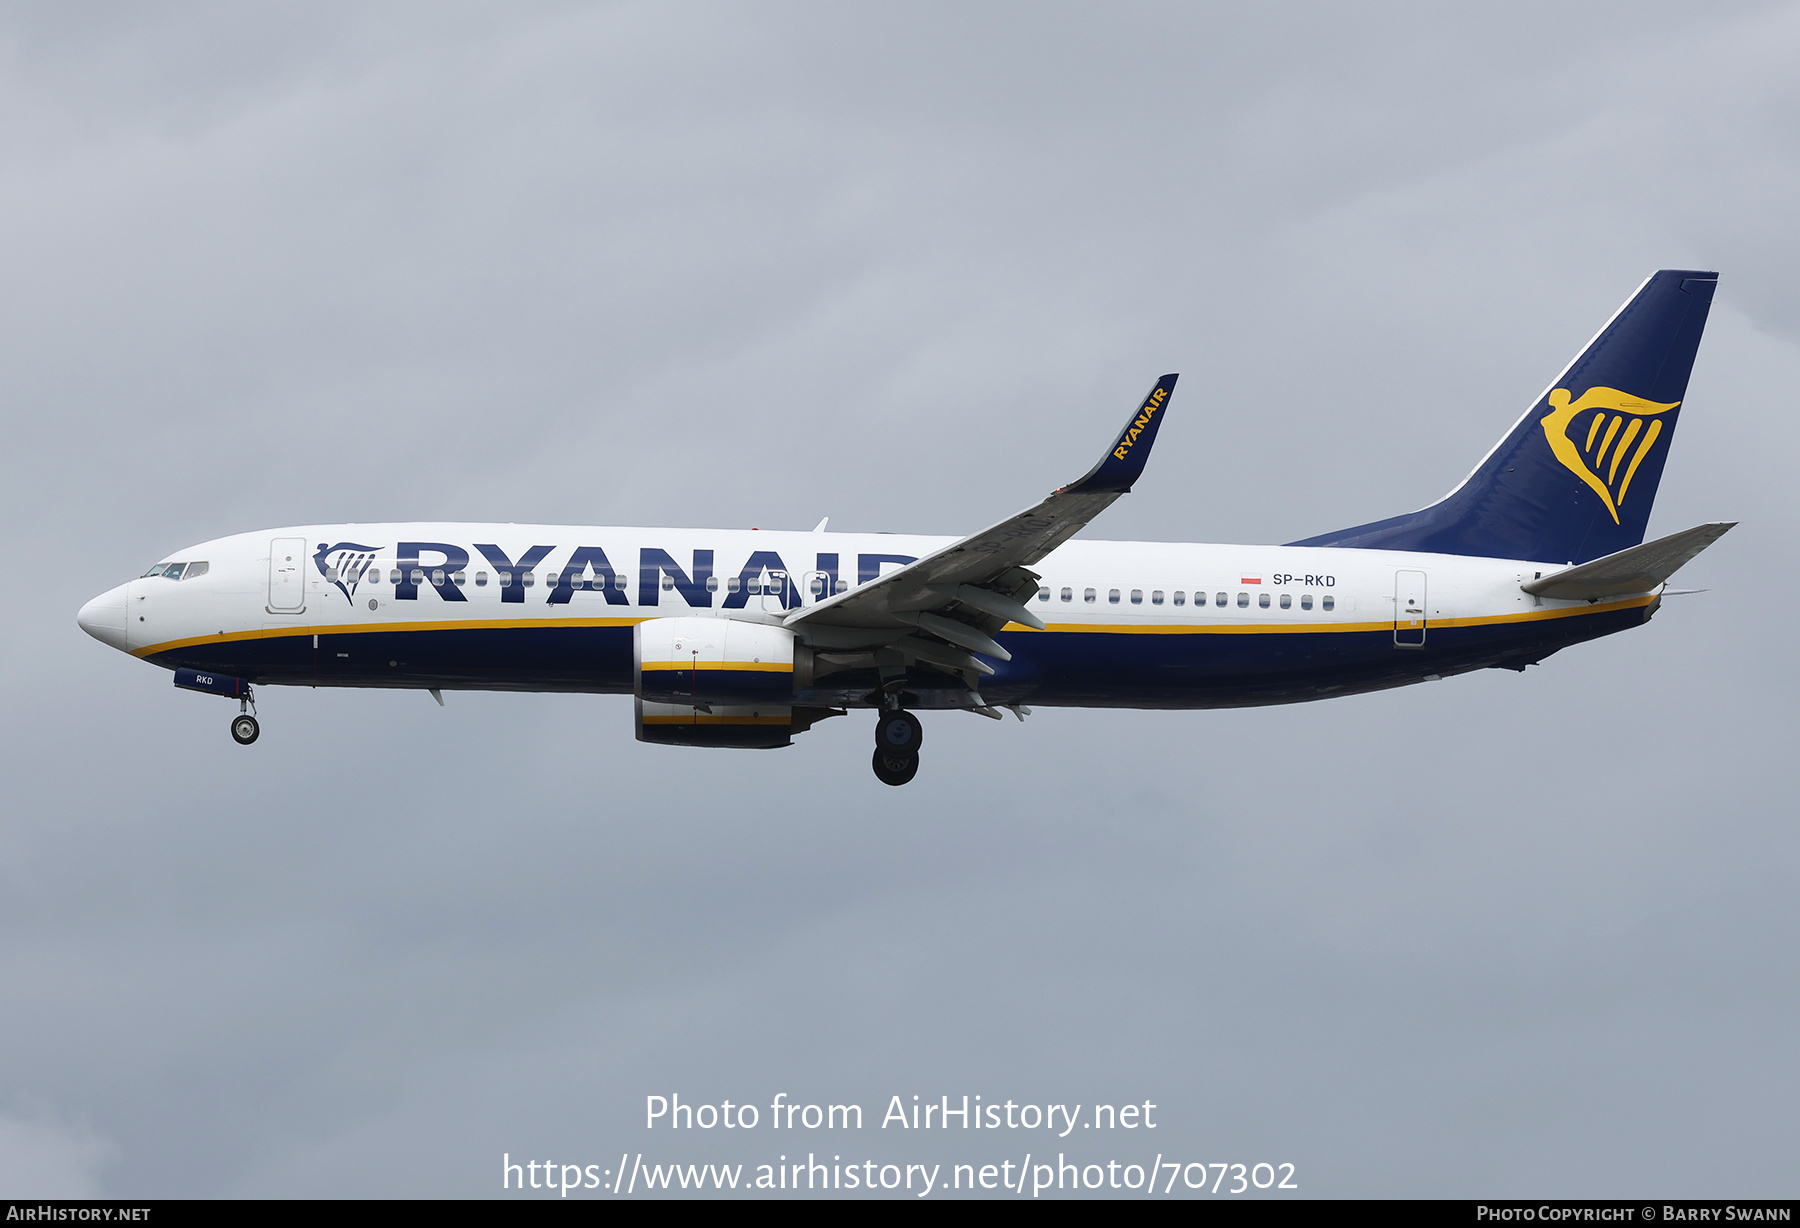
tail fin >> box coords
[1290,270,1717,565]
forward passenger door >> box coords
[268,537,307,614]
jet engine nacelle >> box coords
[633,616,828,749]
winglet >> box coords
[1060,374,1179,494]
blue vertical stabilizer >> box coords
[1289,270,1717,564]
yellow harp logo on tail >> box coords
[1539,387,1680,524]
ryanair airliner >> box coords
[78,270,1731,785]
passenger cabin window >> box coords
[1108,589,1121,604]
[390,569,403,584]
[726,577,741,593]
[706,576,719,592]
[475,571,488,586]
[1084,588,1097,604]
[662,574,675,591]
[1130,589,1143,605]
[1258,592,1270,609]
[1215,592,1227,607]
[616,574,628,592]
[498,571,511,587]
[411,568,427,585]
[521,572,534,588]
[1322,595,1335,611]
[835,579,849,594]
[1061,587,1073,602]
[432,569,446,586]
[1151,590,1164,605]
[1237,592,1249,608]
[1173,591,1185,606]
[1279,593,1291,609]
[1300,593,1311,610]
[1038,586,1050,602]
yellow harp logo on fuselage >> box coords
[1539,386,1680,524]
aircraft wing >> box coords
[786,375,1177,666]
[1521,521,1735,601]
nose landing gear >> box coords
[229,688,259,745]
[871,706,922,786]
[172,669,260,745]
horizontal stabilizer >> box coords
[1522,522,1735,600]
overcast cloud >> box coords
[1,1,1796,1198]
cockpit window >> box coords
[141,561,210,580]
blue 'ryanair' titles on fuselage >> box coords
[314,541,922,609]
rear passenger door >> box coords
[1394,569,1426,647]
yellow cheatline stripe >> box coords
[641,715,790,726]
[1012,619,1396,635]
[1429,595,1654,627]
[137,595,1657,661]
[640,660,792,673]
[131,615,651,658]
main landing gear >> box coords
[872,707,923,786]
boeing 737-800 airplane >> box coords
[79,270,1731,785]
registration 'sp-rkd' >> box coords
[80,270,1732,785]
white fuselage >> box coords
[78,523,1652,711]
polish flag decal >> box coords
[1240,576,1261,585]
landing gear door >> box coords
[1394,569,1426,648]
[268,537,307,614]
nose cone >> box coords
[78,584,131,652]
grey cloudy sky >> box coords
[2,0,1797,1198]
